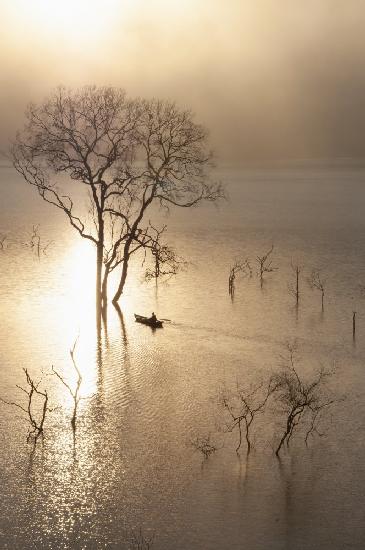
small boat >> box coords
[134,314,163,328]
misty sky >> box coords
[1,0,365,163]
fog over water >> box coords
[2,1,365,162]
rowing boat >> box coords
[134,314,163,328]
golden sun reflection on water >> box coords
[48,239,139,405]
[51,240,101,401]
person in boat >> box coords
[150,312,157,323]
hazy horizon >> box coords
[1,1,365,163]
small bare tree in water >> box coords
[27,225,53,258]
[256,245,277,288]
[219,377,278,453]
[52,341,82,429]
[190,433,219,459]
[0,368,49,442]
[308,269,326,311]
[228,258,252,298]
[128,528,154,550]
[273,342,337,456]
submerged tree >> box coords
[273,342,337,456]
[13,87,223,313]
[219,377,278,453]
[0,368,49,442]
[52,341,82,429]
[228,258,252,298]
[190,433,219,459]
[308,269,326,311]
[256,245,277,288]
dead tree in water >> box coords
[27,225,53,257]
[228,259,252,298]
[0,235,7,250]
[13,87,223,311]
[256,245,277,288]
[52,341,82,429]
[273,342,337,456]
[288,262,302,306]
[219,377,278,453]
[190,434,218,459]
[0,369,49,442]
[308,269,326,311]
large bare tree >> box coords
[12,87,223,311]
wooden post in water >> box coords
[353,311,357,341]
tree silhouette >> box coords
[13,87,223,314]
[273,342,337,456]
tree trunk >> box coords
[112,243,131,304]
[96,211,104,315]
[96,242,103,313]
[275,415,293,456]
[101,266,110,307]
[112,258,129,304]
[112,195,154,304]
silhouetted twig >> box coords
[190,434,219,459]
[219,377,278,453]
[52,340,82,429]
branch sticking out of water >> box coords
[0,368,49,443]
[228,258,252,299]
[51,340,82,430]
[219,376,279,454]
[256,244,277,288]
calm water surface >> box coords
[1,161,365,549]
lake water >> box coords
[1,161,365,549]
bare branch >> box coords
[273,342,338,456]
[0,368,49,442]
[51,339,82,429]
[307,268,326,311]
[219,376,278,454]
